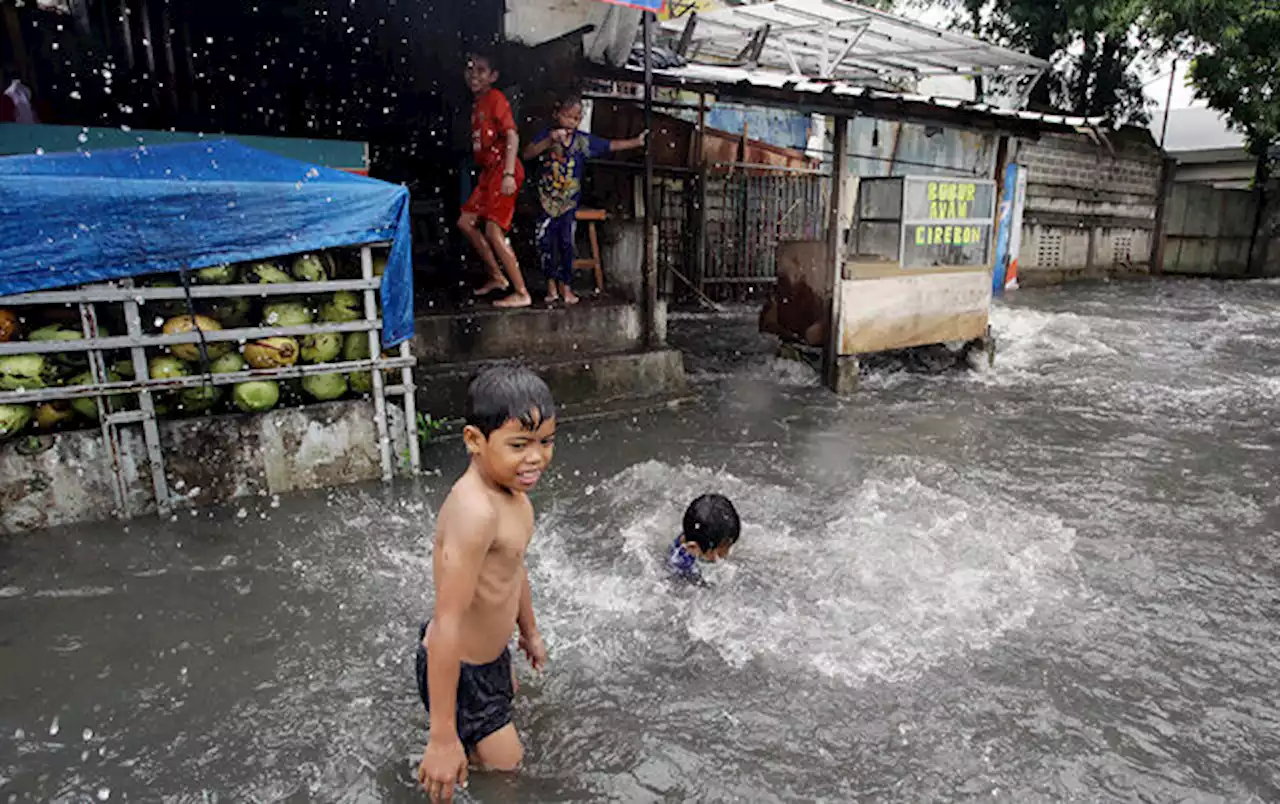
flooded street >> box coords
[3,279,1279,802]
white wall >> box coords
[504,0,640,65]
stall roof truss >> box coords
[663,0,1046,89]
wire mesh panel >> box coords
[703,166,831,291]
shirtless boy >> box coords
[415,366,556,802]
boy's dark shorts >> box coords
[415,622,514,754]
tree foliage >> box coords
[1146,0,1280,159]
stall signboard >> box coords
[899,177,997,270]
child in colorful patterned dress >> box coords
[523,94,647,305]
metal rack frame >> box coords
[0,244,419,519]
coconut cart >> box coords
[0,140,420,533]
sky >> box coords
[902,3,1204,111]
[1143,58,1201,111]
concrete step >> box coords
[413,298,664,364]
[415,348,690,421]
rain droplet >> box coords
[97,788,110,801]
[49,716,60,736]
[77,132,89,144]
[83,727,94,740]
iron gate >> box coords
[702,164,830,291]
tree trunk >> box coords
[966,0,985,102]
[1092,33,1123,120]
[1074,31,1097,116]
[1246,149,1272,276]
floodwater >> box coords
[2,279,1279,803]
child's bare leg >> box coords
[472,724,523,772]
[458,213,508,295]
[488,222,532,308]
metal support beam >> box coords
[121,278,171,516]
[676,12,698,58]
[824,23,869,78]
[399,340,421,475]
[823,115,851,392]
[696,91,709,299]
[360,246,393,484]
[642,10,659,349]
[779,36,803,75]
[79,301,128,518]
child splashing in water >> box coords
[669,494,742,583]
[416,366,556,802]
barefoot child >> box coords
[668,493,741,583]
[416,366,556,801]
[458,49,532,309]
[523,94,646,305]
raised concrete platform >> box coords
[415,348,690,421]
[412,298,665,363]
[412,298,688,419]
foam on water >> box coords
[528,459,1080,687]
[984,305,1121,376]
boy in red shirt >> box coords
[459,50,532,309]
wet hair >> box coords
[466,365,556,437]
[466,44,501,76]
[554,92,583,114]
[682,494,741,552]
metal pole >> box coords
[121,279,171,515]
[822,115,850,391]
[79,302,127,517]
[1159,60,1176,150]
[696,91,708,299]
[361,246,394,483]
[642,10,658,348]
[400,340,421,475]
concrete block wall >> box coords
[0,400,405,536]
[1014,133,1163,285]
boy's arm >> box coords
[419,503,494,793]
[515,565,547,671]
[501,129,520,194]
[522,134,552,160]
[609,130,649,152]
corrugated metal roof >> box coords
[623,62,1103,129]
[660,0,1046,87]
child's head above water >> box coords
[681,493,741,562]
[463,365,557,493]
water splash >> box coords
[529,460,1079,687]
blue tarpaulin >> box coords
[0,139,414,347]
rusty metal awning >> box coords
[605,62,1103,133]
[661,0,1047,92]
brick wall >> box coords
[1014,132,1165,285]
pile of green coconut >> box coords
[0,249,392,442]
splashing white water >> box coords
[529,460,1079,687]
